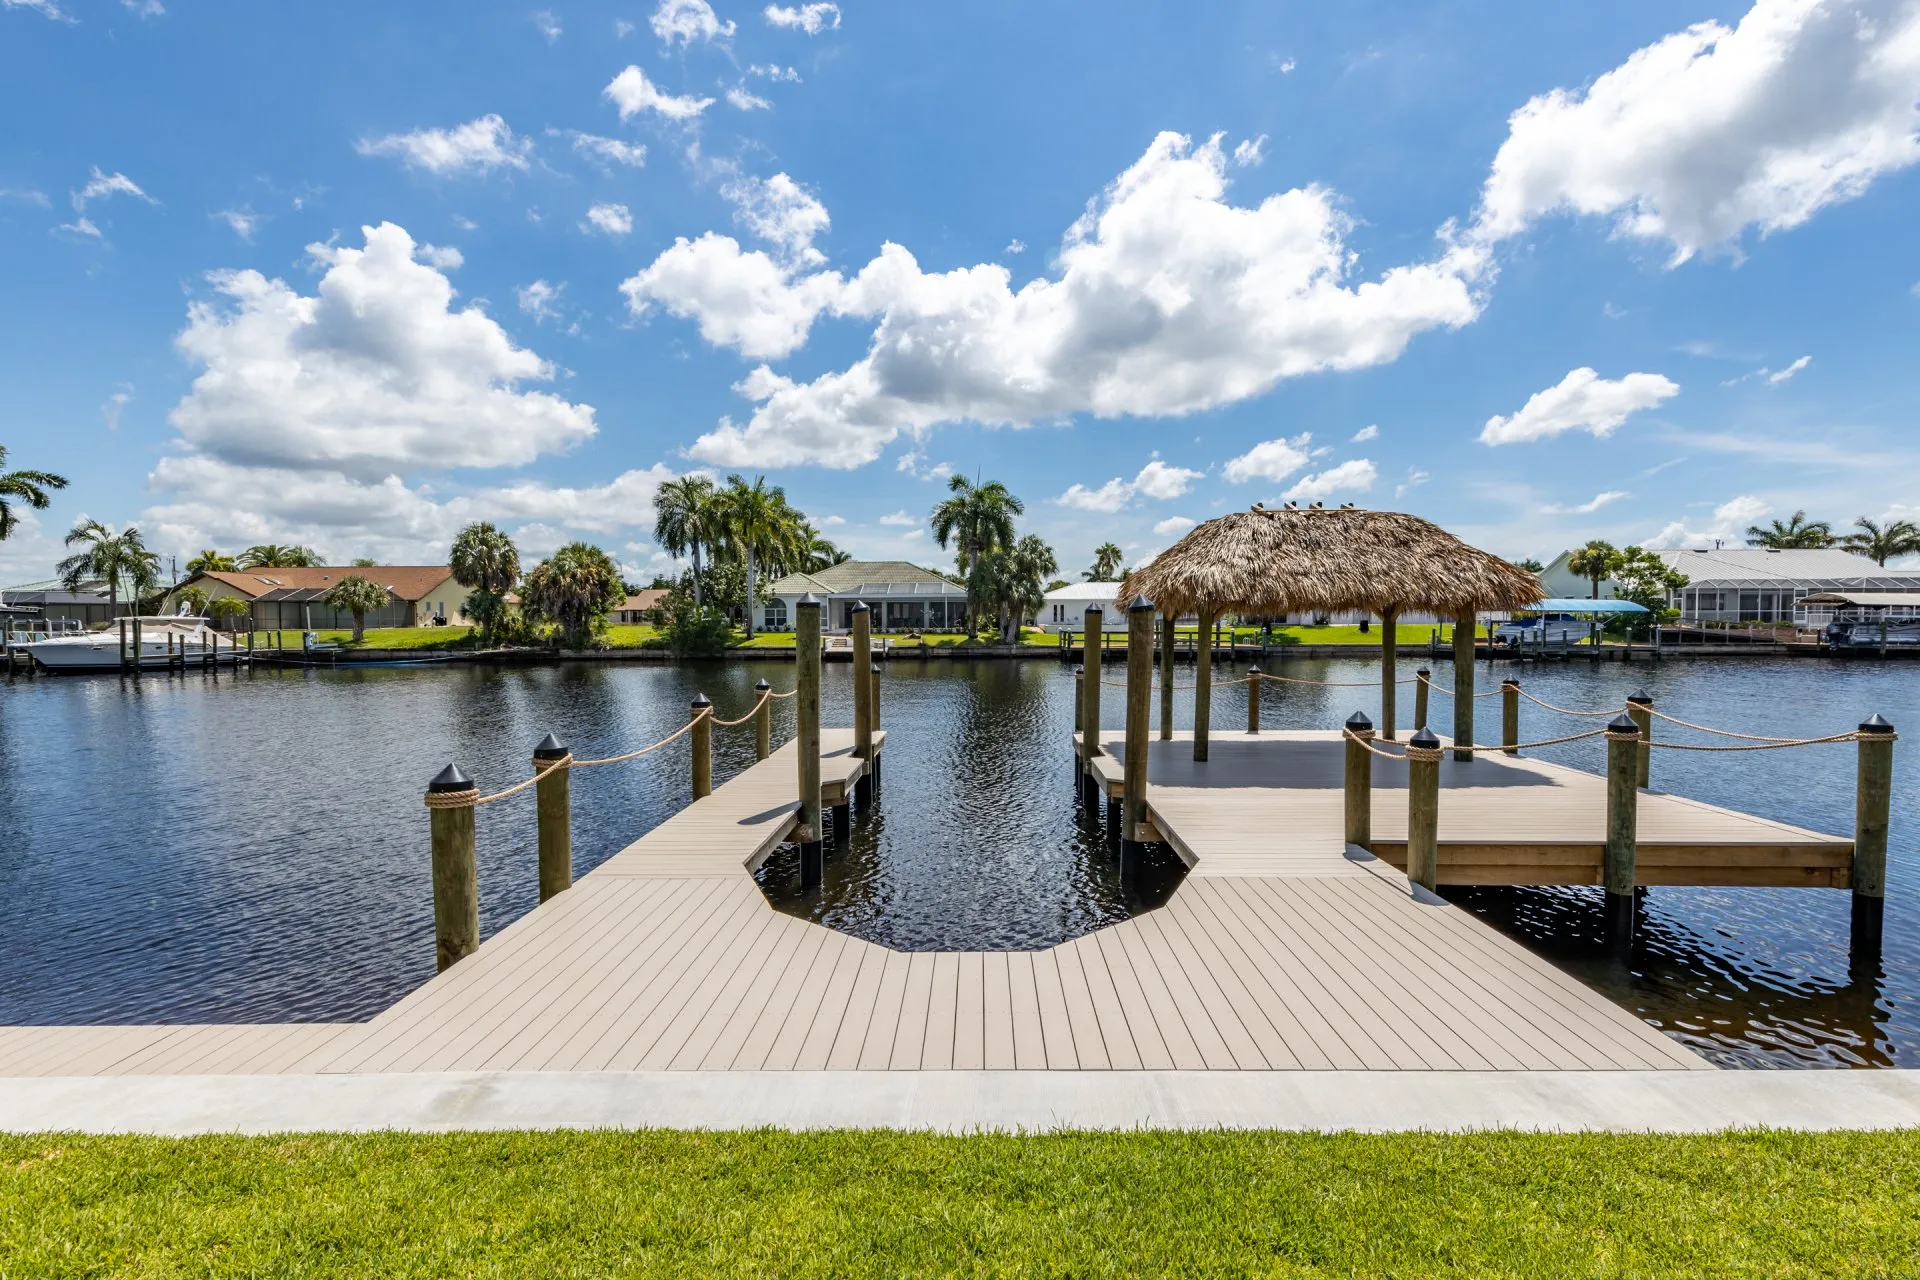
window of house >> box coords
[765,599,788,630]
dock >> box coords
[4,719,1722,1079]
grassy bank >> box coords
[4,1130,1917,1277]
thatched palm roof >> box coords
[1121,504,1543,617]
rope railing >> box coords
[1102,671,1420,690]
[1414,673,1503,699]
[1342,725,1608,759]
[425,684,801,809]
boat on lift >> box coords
[23,615,243,673]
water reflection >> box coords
[0,652,1914,1068]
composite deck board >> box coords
[10,729,1734,1077]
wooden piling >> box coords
[533,733,572,902]
[689,694,713,800]
[1122,595,1154,872]
[1852,714,1894,958]
[1406,727,1441,891]
[1081,606,1104,766]
[131,617,143,676]
[426,764,480,973]
[851,601,873,764]
[1379,608,1399,741]
[1246,666,1262,734]
[1626,692,1653,788]
[118,619,128,673]
[796,595,824,887]
[870,662,883,791]
[1413,667,1430,732]
[753,679,772,761]
[1452,611,1476,763]
[1501,679,1520,756]
[1193,607,1214,762]
[1604,715,1641,945]
[1159,612,1174,740]
[1343,712,1373,849]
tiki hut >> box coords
[1121,504,1544,758]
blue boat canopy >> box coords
[1524,598,1650,614]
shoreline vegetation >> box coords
[3,1130,1918,1276]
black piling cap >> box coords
[1345,711,1372,731]
[1084,603,1104,616]
[1502,677,1520,687]
[691,692,712,708]
[1416,667,1430,677]
[1249,665,1262,676]
[849,600,869,614]
[1075,664,1085,675]
[1129,595,1153,613]
[798,593,820,609]
[754,678,771,690]
[1860,712,1896,734]
[428,763,474,793]
[872,662,883,673]
[1410,727,1442,749]
[1608,713,1641,734]
[533,733,568,760]
[1627,691,1653,705]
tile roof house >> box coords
[163,567,475,631]
[613,588,669,624]
[761,560,969,632]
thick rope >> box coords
[1415,674,1503,699]
[1515,688,1625,718]
[1644,730,1886,752]
[424,750,575,809]
[1639,706,1807,743]
[1341,724,1608,760]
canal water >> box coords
[0,654,1913,1069]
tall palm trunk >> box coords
[691,544,705,609]
[744,545,756,637]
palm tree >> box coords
[449,522,521,643]
[930,475,1024,634]
[1744,510,1833,549]
[0,445,68,541]
[1839,516,1920,567]
[653,475,721,608]
[239,543,322,568]
[1084,542,1124,581]
[794,521,849,573]
[185,549,237,576]
[996,534,1059,640]
[208,595,251,633]
[718,474,794,638]
[521,541,625,648]
[56,519,161,617]
[321,575,392,643]
[1567,539,1621,599]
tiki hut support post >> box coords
[1193,607,1215,762]
[1452,611,1476,763]
[1158,611,1174,740]
[1122,596,1154,874]
[1246,666,1262,734]
[1379,607,1399,741]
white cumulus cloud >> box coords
[605,66,715,121]
[1223,433,1313,483]
[1053,478,1136,513]
[1473,0,1920,262]
[722,172,829,263]
[622,233,845,360]
[168,222,596,479]
[726,86,772,111]
[765,1,839,33]
[1052,458,1203,511]
[517,278,566,323]
[1350,423,1379,442]
[1479,368,1680,445]
[651,0,734,46]
[676,132,1480,468]
[1644,494,1772,548]
[1283,458,1377,502]
[1232,134,1268,167]
[356,115,533,176]
[583,202,633,236]
[1153,515,1196,536]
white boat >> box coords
[25,616,243,673]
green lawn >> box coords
[3,1130,1916,1277]
[260,626,484,651]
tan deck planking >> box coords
[6,727,1718,1075]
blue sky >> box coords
[3,0,1918,583]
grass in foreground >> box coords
[3,1130,1917,1277]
